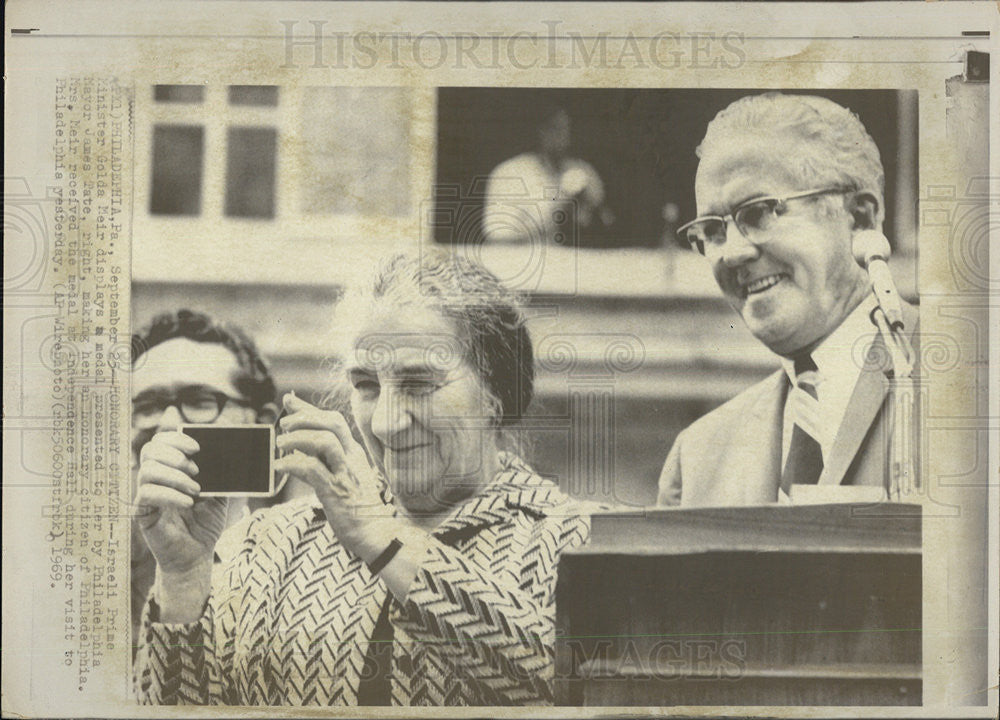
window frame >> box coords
[132,84,434,285]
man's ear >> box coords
[255,402,279,425]
[847,191,880,232]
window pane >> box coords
[149,124,204,216]
[153,85,204,103]
[228,85,279,107]
[225,127,277,219]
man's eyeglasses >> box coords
[132,389,253,429]
[677,188,848,256]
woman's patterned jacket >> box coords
[134,453,591,705]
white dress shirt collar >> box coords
[779,293,880,465]
[780,293,880,387]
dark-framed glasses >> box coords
[677,188,848,256]
[132,388,253,428]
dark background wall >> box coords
[435,87,909,250]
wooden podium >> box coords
[555,503,921,706]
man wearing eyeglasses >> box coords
[129,309,279,643]
[658,92,918,507]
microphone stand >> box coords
[855,230,917,501]
[870,305,916,501]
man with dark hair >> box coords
[129,309,277,454]
[129,309,279,643]
[658,92,919,507]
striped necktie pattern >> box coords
[780,353,824,492]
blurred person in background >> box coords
[133,252,591,706]
[659,92,919,507]
[484,103,614,246]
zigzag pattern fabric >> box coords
[133,453,591,706]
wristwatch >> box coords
[366,538,403,575]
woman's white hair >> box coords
[324,250,535,455]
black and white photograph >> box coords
[2,2,997,717]
[128,82,925,707]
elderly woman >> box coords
[133,252,590,706]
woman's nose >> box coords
[370,388,414,440]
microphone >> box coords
[853,230,904,331]
[853,231,916,500]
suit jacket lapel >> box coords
[719,370,786,504]
[819,357,889,485]
[819,299,920,486]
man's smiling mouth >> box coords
[742,273,787,298]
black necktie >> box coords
[780,353,824,493]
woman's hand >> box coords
[134,430,228,622]
[134,430,229,575]
[275,394,394,559]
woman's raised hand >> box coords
[275,394,392,554]
[134,430,229,578]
